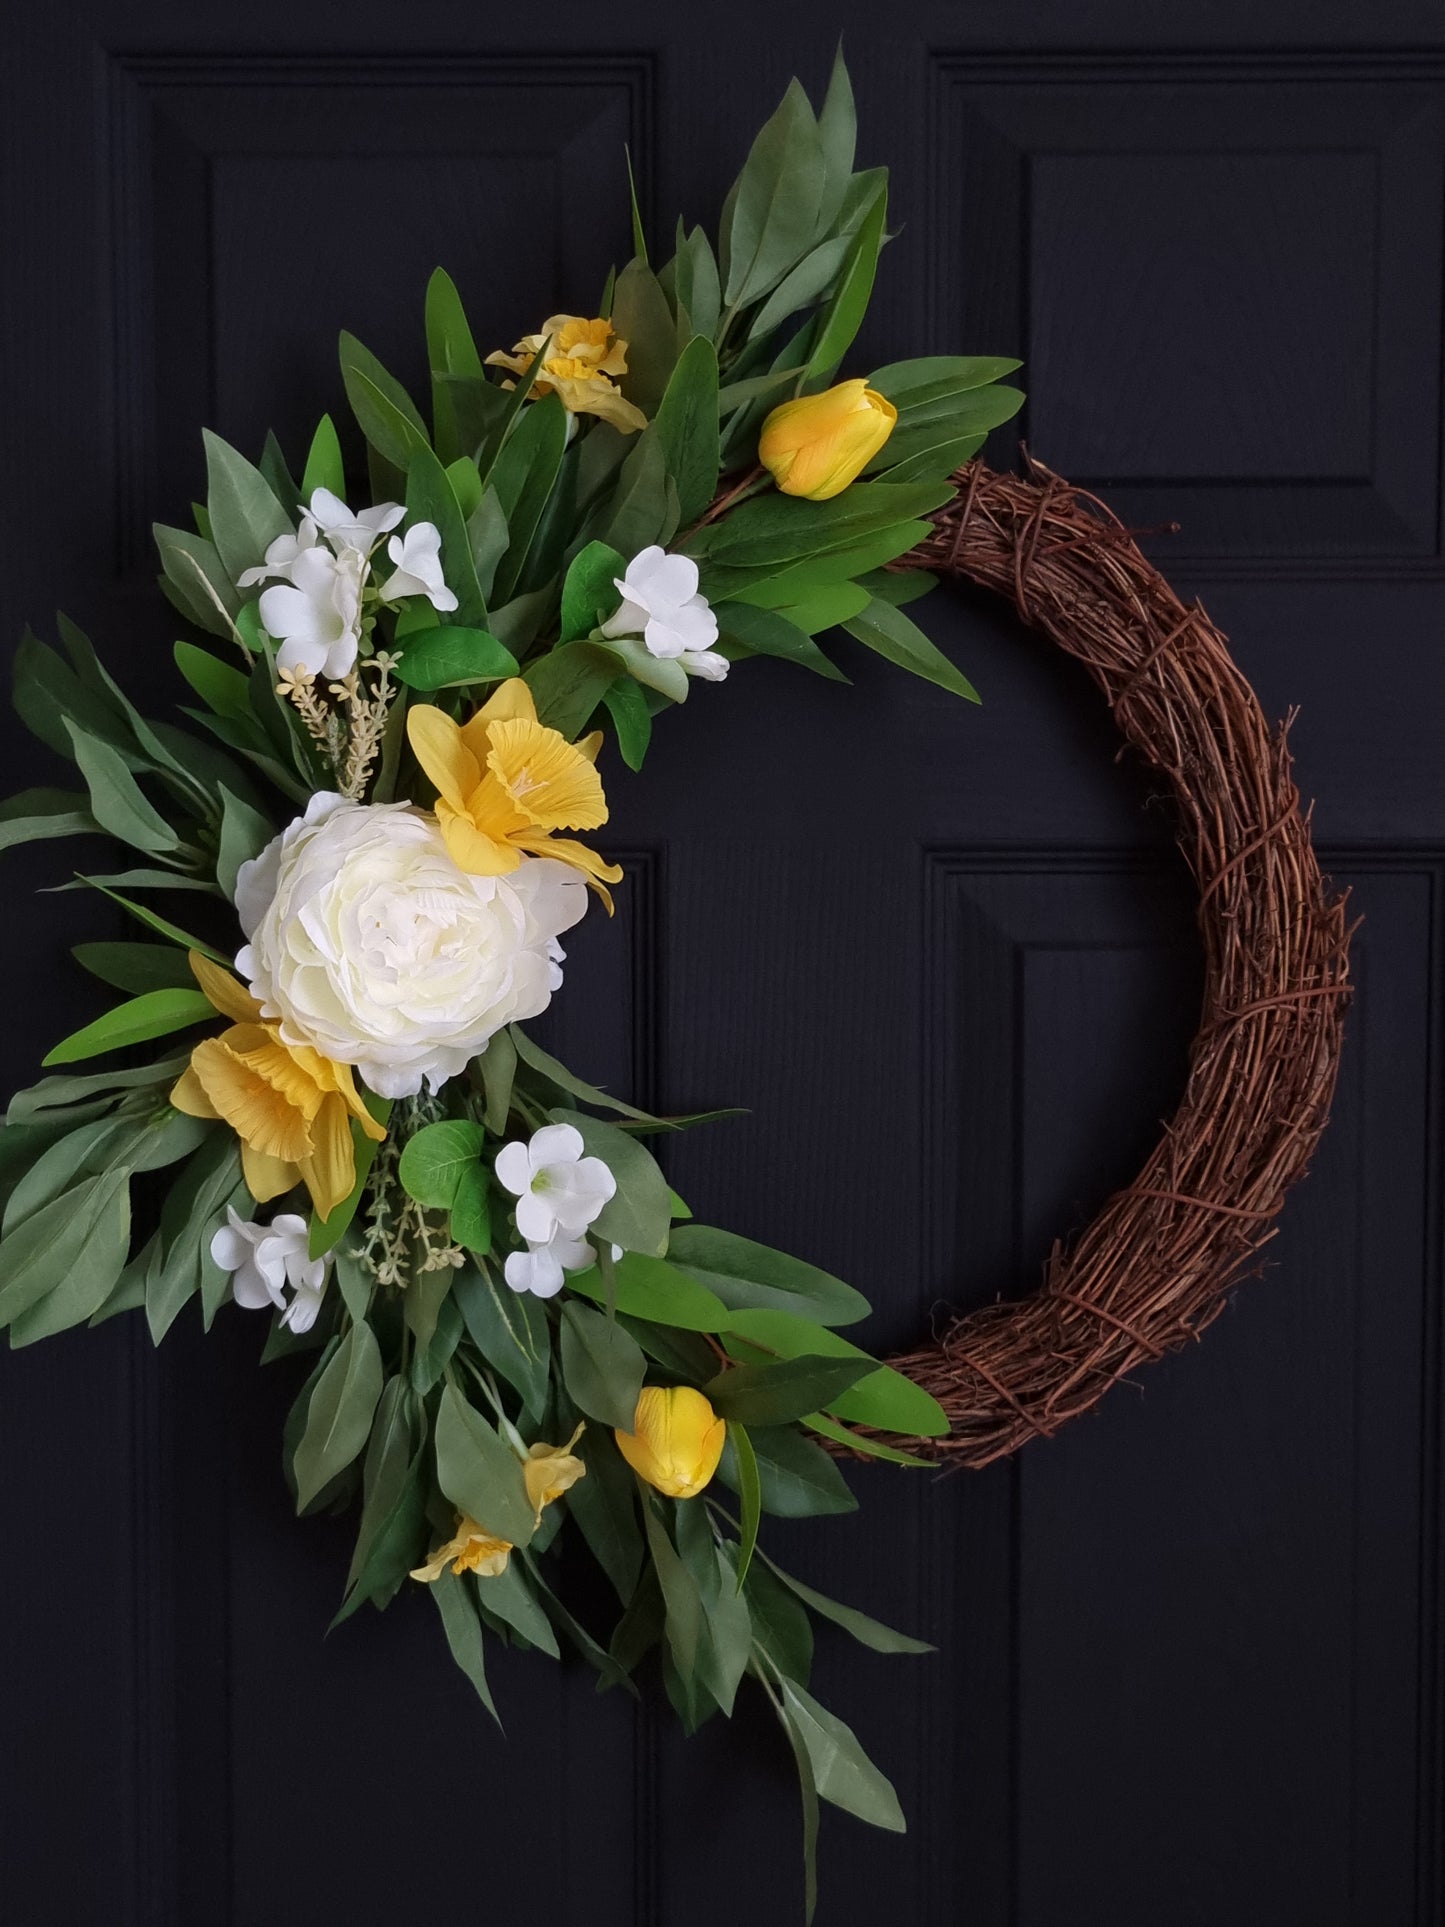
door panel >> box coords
[1,7,1440,1924]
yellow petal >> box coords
[188,949,263,1023]
[615,1386,725,1499]
[295,1095,356,1218]
[188,1035,316,1163]
[523,1422,587,1524]
[758,379,897,500]
[569,383,648,434]
[171,1062,219,1119]
[242,1142,301,1204]
[485,717,609,830]
[576,730,603,766]
[510,830,622,911]
[471,676,539,736]
[436,801,522,877]
[332,1063,388,1141]
[407,705,482,812]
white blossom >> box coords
[306,487,404,556]
[258,544,367,680]
[495,1124,617,1296]
[210,1208,330,1332]
[235,794,588,1098]
[599,545,722,668]
[379,523,459,612]
[238,516,322,587]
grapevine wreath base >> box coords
[883,457,1354,1467]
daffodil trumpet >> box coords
[171,950,385,1217]
[406,678,624,909]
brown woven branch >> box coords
[878,457,1353,1468]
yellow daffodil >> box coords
[758,378,898,500]
[406,678,623,909]
[522,1421,587,1525]
[171,951,385,1217]
[410,1517,513,1583]
[614,1385,726,1500]
[485,314,647,434]
[412,1425,588,1583]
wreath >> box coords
[0,55,1348,1920]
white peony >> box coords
[235,794,588,1098]
[211,1208,330,1332]
[600,545,724,674]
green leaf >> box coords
[301,413,346,500]
[713,601,847,682]
[202,429,293,583]
[449,1164,492,1254]
[759,1549,933,1654]
[778,1697,821,1926]
[602,678,653,770]
[641,1494,706,1685]
[723,80,828,307]
[717,1423,857,1518]
[339,331,431,471]
[672,224,721,340]
[478,1557,559,1657]
[71,941,194,994]
[559,1299,647,1431]
[521,640,618,740]
[559,539,627,644]
[610,258,678,417]
[802,1411,934,1467]
[667,1223,869,1325]
[65,723,179,856]
[434,1380,535,1545]
[567,1428,643,1603]
[425,268,487,465]
[478,1029,517,1136]
[73,881,228,963]
[42,988,213,1066]
[549,1111,671,1258]
[806,183,887,381]
[566,1251,731,1332]
[454,1263,551,1423]
[745,1558,814,1685]
[0,787,96,853]
[650,335,720,524]
[867,354,1022,406]
[749,235,852,342]
[216,785,273,900]
[154,525,241,637]
[689,480,951,570]
[814,45,858,237]
[723,1308,950,1436]
[308,1093,392,1259]
[403,440,489,627]
[398,1119,486,1209]
[730,1421,762,1589]
[706,1355,874,1428]
[600,428,675,557]
[174,641,251,721]
[391,625,517,691]
[342,1374,423,1598]
[0,1167,130,1332]
[293,1319,385,1510]
[593,633,688,703]
[8,1055,187,1124]
[489,391,569,604]
[780,1680,906,1831]
[4,1118,137,1231]
[842,596,979,703]
[333,1431,428,1626]
[431,1569,501,1725]
[509,1028,659,1124]
[694,1537,752,1715]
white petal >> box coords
[282,1283,324,1333]
[494,1141,532,1196]
[527,1122,584,1169]
[676,599,720,649]
[641,614,689,659]
[572,1155,617,1202]
[623,545,666,588]
[642,551,700,608]
[515,1190,557,1244]
[230,1265,275,1312]
[599,594,652,640]
[210,1224,250,1271]
[681,649,730,682]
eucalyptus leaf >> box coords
[431,1570,502,1725]
[65,723,180,857]
[567,1427,642,1603]
[202,429,293,582]
[339,331,431,471]
[293,1319,384,1510]
[559,1299,647,1431]
[454,1262,551,1422]
[667,1224,869,1325]
[0,1166,130,1331]
[723,80,827,309]
[174,641,251,721]
[705,1355,874,1427]
[758,1548,933,1654]
[434,1380,535,1545]
[779,1680,906,1832]
[716,1423,856,1518]
[841,596,980,703]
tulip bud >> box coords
[757,379,898,501]
[614,1385,726,1499]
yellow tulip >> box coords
[486,314,647,434]
[758,378,898,500]
[614,1386,726,1500]
[409,1517,513,1583]
[171,952,385,1217]
[406,678,623,909]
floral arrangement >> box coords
[0,56,1021,1913]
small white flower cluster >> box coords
[239,487,456,681]
[211,1208,331,1332]
[601,546,728,682]
[495,1122,617,1297]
